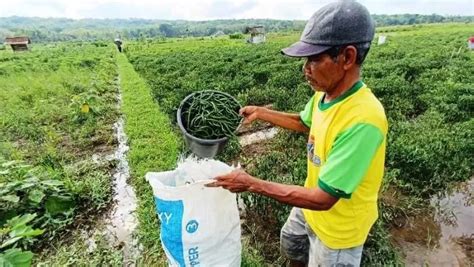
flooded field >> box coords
[395,179,473,266]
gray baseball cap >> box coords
[282,0,375,57]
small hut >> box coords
[212,30,226,38]
[468,37,474,50]
[377,35,387,45]
[4,36,31,52]
[245,26,266,44]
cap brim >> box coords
[281,41,332,58]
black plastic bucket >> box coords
[177,90,242,158]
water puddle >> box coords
[104,117,139,263]
[87,78,139,265]
[239,127,278,147]
[397,179,473,266]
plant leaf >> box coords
[18,182,36,191]
[0,248,34,267]
[0,237,23,249]
[1,195,19,203]
[1,161,19,168]
[81,103,90,113]
[9,227,44,238]
[28,190,45,204]
[45,195,74,215]
[7,214,37,229]
[41,180,63,187]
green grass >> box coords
[376,22,474,34]
[36,232,123,266]
[116,53,180,264]
[0,43,120,262]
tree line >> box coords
[0,14,472,43]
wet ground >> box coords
[104,117,139,263]
[89,79,140,265]
[239,127,278,147]
[395,179,473,267]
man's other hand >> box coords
[206,169,256,193]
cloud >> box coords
[204,1,258,19]
[80,2,164,19]
[360,0,474,16]
[1,0,473,19]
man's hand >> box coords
[206,169,256,193]
[239,106,309,133]
[240,106,263,124]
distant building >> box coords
[378,35,387,45]
[245,26,266,44]
[4,36,31,52]
[469,37,474,50]
[212,31,226,37]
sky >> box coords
[1,0,473,20]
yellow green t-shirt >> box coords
[299,81,388,249]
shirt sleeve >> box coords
[299,95,315,128]
[318,123,384,199]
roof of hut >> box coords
[5,36,31,45]
[245,26,265,35]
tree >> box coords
[159,23,175,37]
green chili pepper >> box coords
[181,90,241,139]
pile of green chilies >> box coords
[181,91,241,139]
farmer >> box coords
[207,0,387,266]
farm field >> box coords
[0,23,473,266]
[0,43,125,264]
[125,23,473,266]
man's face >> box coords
[303,51,345,93]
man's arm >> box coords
[249,178,339,211]
[240,106,309,133]
[207,169,339,211]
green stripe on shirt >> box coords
[299,81,364,128]
[318,123,384,198]
[299,94,315,128]
[318,179,352,199]
[318,81,364,111]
